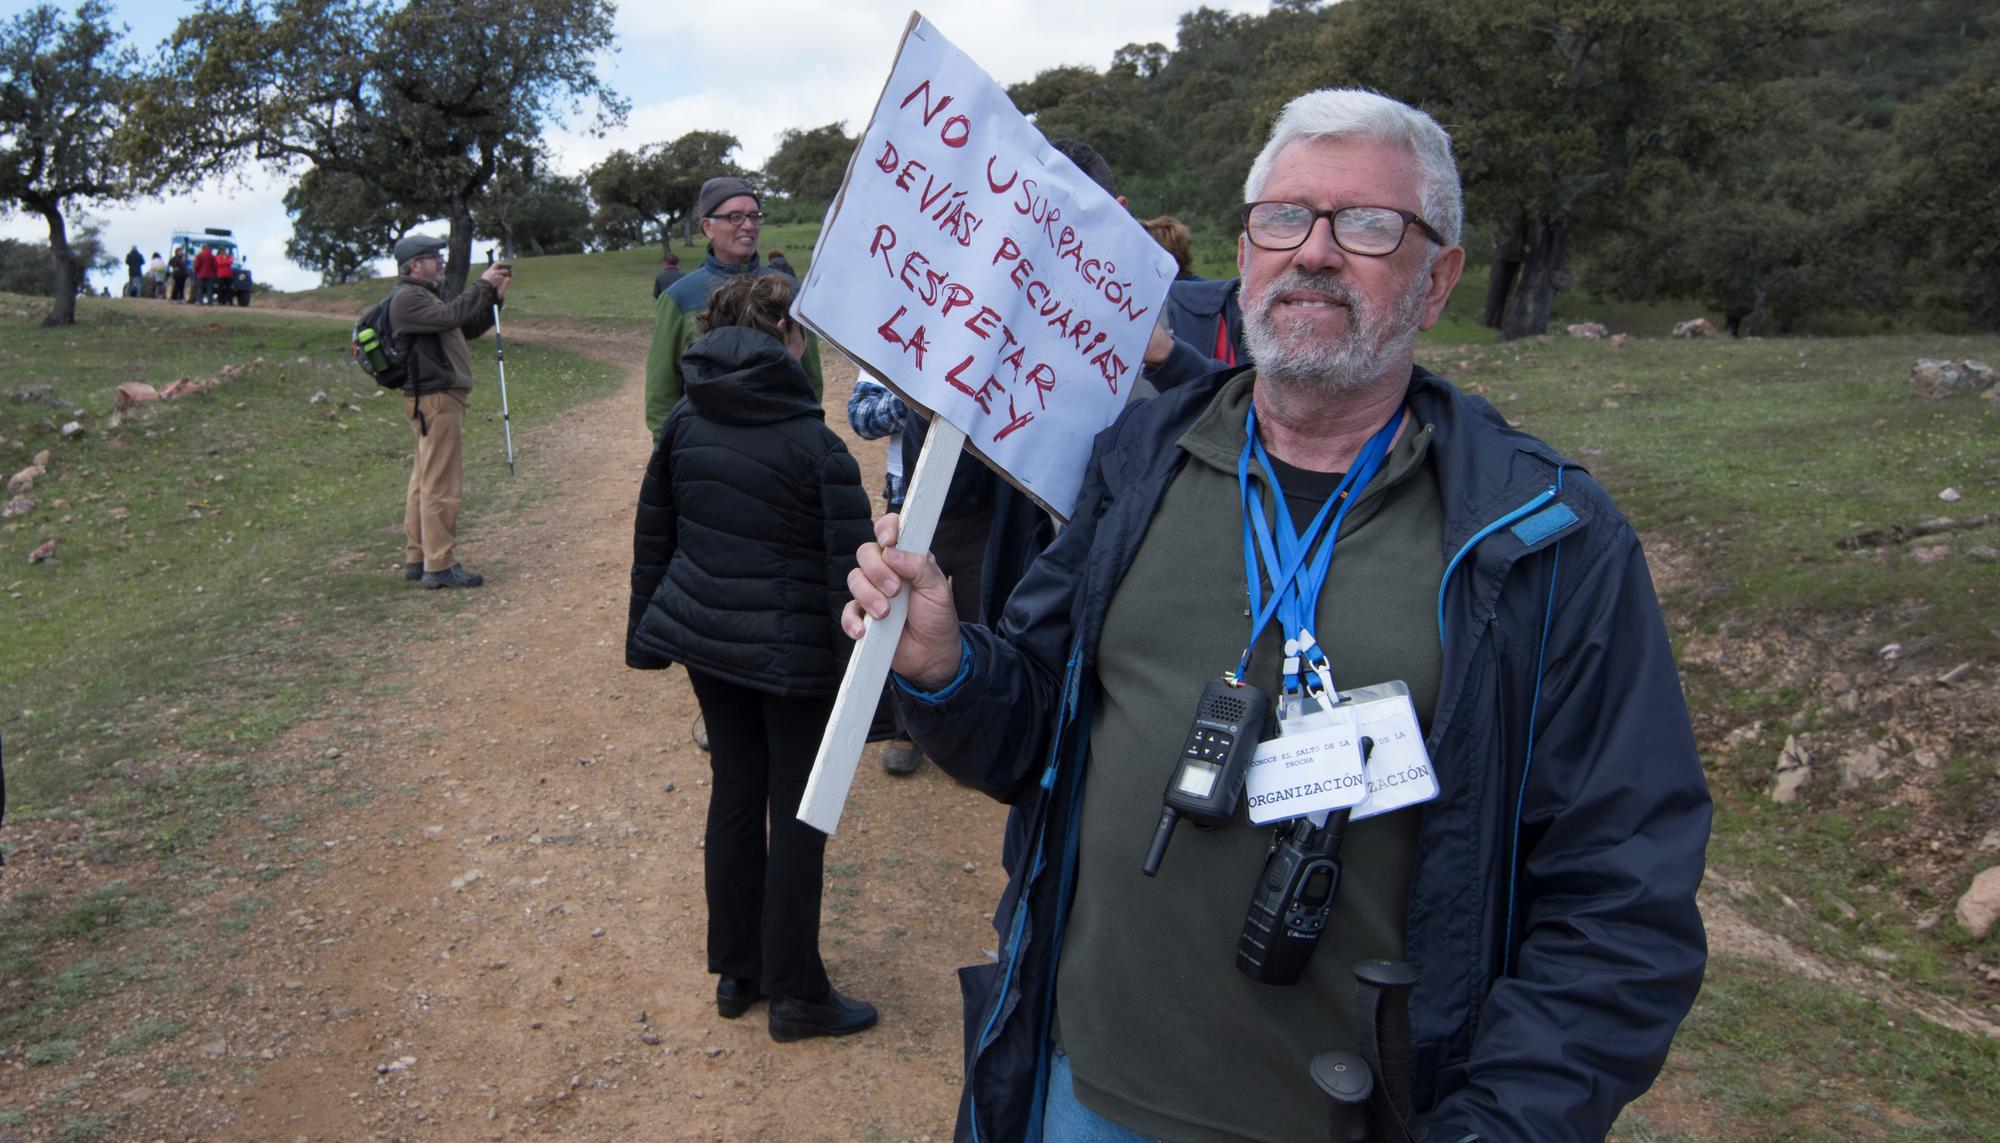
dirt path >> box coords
[13,303,1991,1141]
[95,323,1011,1141]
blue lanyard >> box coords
[1234,402,1404,697]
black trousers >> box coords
[688,670,834,1001]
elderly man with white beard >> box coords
[845,88,1711,1143]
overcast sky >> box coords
[0,0,1270,292]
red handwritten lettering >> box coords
[993,393,1034,441]
[1025,363,1057,410]
[900,79,972,148]
[985,155,1018,195]
[941,283,976,320]
[869,224,897,277]
[878,305,930,372]
[964,306,1002,340]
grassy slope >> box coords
[0,294,619,813]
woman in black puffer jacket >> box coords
[625,272,880,1042]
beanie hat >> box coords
[697,176,758,220]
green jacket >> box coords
[644,249,822,437]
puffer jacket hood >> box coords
[681,326,822,426]
[624,330,874,699]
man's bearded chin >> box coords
[1243,270,1429,397]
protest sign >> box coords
[794,12,1177,834]
[795,12,1177,521]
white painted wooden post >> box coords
[796,419,966,834]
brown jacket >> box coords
[388,275,501,395]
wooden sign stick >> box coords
[796,417,967,835]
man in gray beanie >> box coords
[643,175,824,437]
[387,233,512,588]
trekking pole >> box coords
[1353,959,1422,1142]
[491,303,516,476]
[1310,1050,1375,1141]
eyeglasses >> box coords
[706,211,765,227]
[1239,201,1444,257]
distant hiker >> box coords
[124,245,143,288]
[146,252,167,299]
[192,245,216,305]
[626,270,878,1042]
[168,248,188,303]
[388,234,511,589]
[644,176,823,438]
[214,248,235,304]
[766,249,796,278]
[651,249,684,299]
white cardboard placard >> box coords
[795,11,1177,522]
[793,13,1175,836]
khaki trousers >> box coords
[403,391,468,572]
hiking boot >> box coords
[421,563,484,589]
[716,977,765,1020]
[402,562,423,581]
[768,988,877,1042]
[881,738,923,775]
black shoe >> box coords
[402,562,423,581]
[881,739,923,775]
[421,563,484,589]
[716,977,765,1019]
[768,988,877,1042]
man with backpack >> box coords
[383,234,511,589]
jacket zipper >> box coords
[969,637,1087,1142]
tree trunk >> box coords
[40,206,79,328]
[1499,215,1570,341]
[1747,284,1768,338]
[443,204,475,298]
[1480,216,1525,329]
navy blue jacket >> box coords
[897,365,1710,1143]
[1148,276,1247,393]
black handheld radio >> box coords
[1141,678,1272,877]
[1236,736,1372,985]
[1236,809,1348,984]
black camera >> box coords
[1141,678,1272,877]
[1236,810,1348,984]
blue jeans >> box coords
[1043,1049,1162,1142]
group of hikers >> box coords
[390,84,1710,1143]
[123,243,242,304]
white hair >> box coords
[1242,89,1463,246]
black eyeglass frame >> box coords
[704,210,767,226]
[1238,201,1446,257]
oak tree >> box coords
[0,0,138,326]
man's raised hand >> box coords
[842,513,964,690]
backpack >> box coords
[352,285,410,390]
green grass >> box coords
[1414,330,2000,658]
[1620,955,2000,1141]
[284,222,828,326]
[0,294,620,813]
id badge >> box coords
[1245,692,1367,825]
[1343,681,1440,821]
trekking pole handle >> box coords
[1353,958,1421,1140]
[1310,1050,1375,1142]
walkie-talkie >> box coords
[1141,678,1272,876]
